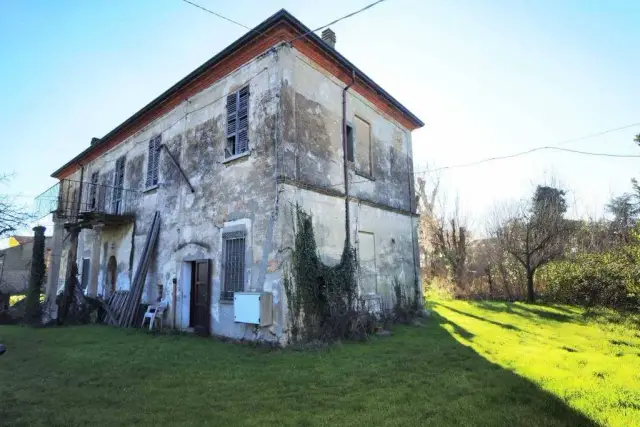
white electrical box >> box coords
[233,292,273,326]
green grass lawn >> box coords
[0,301,638,427]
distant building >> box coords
[0,235,53,295]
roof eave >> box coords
[52,9,423,178]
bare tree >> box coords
[416,174,440,279]
[0,174,32,237]
[431,196,468,288]
[490,185,571,303]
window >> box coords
[226,86,250,158]
[112,156,125,214]
[221,230,246,300]
[146,135,161,188]
[346,124,354,162]
[89,171,99,210]
[358,231,377,294]
[354,116,371,176]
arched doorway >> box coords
[106,256,117,296]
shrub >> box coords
[540,245,640,311]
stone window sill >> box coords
[143,184,159,194]
[223,151,250,165]
[354,169,375,181]
[219,298,234,305]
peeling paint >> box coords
[52,43,419,346]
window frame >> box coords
[353,115,373,178]
[89,171,99,210]
[346,123,354,163]
[225,86,250,159]
[221,229,247,300]
[112,156,126,214]
[146,134,161,189]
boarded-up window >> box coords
[112,156,125,214]
[222,230,246,300]
[358,231,377,295]
[226,86,250,158]
[146,135,161,188]
[354,116,371,176]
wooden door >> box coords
[192,260,211,336]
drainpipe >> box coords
[342,70,355,248]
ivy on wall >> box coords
[284,205,362,342]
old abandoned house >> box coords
[35,9,423,344]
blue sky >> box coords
[1,0,639,233]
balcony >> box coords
[34,179,140,228]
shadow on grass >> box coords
[426,315,600,427]
[510,305,575,323]
[434,301,524,332]
[473,300,576,324]
[0,321,601,427]
[437,315,476,341]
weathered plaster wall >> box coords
[279,46,415,212]
[278,184,417,309]
[65,46,286,343]
[51,41,419,344]
[276,44,420,310]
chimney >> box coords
[90,137,101,146]
[321,28,336,49]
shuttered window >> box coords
[225,86,250,158]
[89,171,99,210]
[222,230,246,300]
[146,135,161,188]
[112,156,125,214]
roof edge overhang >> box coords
[52,9,423,179]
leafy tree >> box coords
[606,193,639,243]
[491,185,571,303]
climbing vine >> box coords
[284,205,367,342]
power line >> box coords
[553,122,640,147]
[287,0,388,43]
[416,122,640,174]
[179,0,264,36]
[180,0,389,45]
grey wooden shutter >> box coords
[226,92,238,156]
[112,156,125,213]
[89,171,99,210]
[237,86,249,153]
[225,86,249,157]
[146,135,161,187]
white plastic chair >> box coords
[141,301,167,331]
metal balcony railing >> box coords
[34,179,139,224]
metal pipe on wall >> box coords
[342,70,355,248]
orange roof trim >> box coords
[53,9,423,179]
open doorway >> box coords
[189,260,211,336]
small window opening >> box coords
[346,124,354,162]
